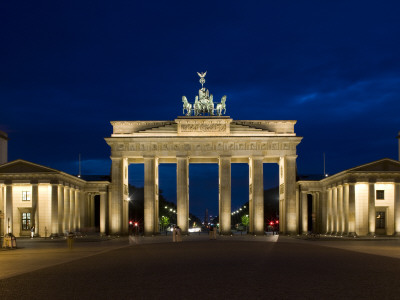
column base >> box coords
[347,232,357,237]
[367,232,376,237]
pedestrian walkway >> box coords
[0,236,129,280]
[1,233,399,281]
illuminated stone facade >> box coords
[105,116,302,235]
[0,160,110,237]
[297,159,400,236]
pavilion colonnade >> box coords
[299,180,400,236]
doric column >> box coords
[144,156,158,235]
[348,183,356,236]
[280,156,298,234]
[394,182,400,236]
[122,158,129,234]
[31,183,39,235]
[301,191,308,234]
[100,191,107,235]
[320,189,327,234]
[337,185,344,235]
[343,184,349,235]
[87,193,92,228]
[110,157,123,234]
[368,182,376,235]
[326,188,332,234]
[70,188,75,231]
[249,156,263,235]
[79,191,85,231]
[6,184,12,234]
[315,192,321,233]
[64,186,70,232]
[90,194,95,227]
[74,190,80,230]
[58,186,64,235]
[219,156,232,235]
[332,187,338,234]
[177,156,189,234]
[51,184,59,236]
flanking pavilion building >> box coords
[0,159,110,237]
[297,158,400,236]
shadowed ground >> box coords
[1,236,400,299]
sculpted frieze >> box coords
[110,139,298,156]
[180,123,226,132]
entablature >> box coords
[106,136,302,158]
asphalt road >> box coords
[1,237,400,299]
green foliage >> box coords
[160,216,170,228]
[241,215,249,226]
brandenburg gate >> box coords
[105,73,302,235]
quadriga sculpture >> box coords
[181,72,227,116]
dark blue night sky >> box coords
[1,1,400,218]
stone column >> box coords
[51,184,59,236]
[320,189,327,234]
[348,183,356,236]
[144,156,157,236]
[368,182,376,235]
[337,185,343,235]
[315,192,321,233]
[75,190,80,231]
[219,156,232,235]
[87,193,92,228]
[249,156,263,235]
[70,188,75,231]
[58,186,64,235]
[31,183,39,235]
[6,184,12,234]
[177,156,189,235]
[0,185,4,237]
[90,194,95,227]
[332,187,338,234]
[343,184,349,235]
[100,191,107,235]
[79,191,86,231]
[154,157,159,234]
[110,157,123,234]
[301,191,308,234]
[280,156,298,234]
[122,158,129,234]
[64,187,70,232]
[326,188,332,234]
[249,160,254,234]
[394,182,400,236]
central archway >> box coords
[106,117,302,236]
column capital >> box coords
[110,156,123,161]
[250,155,264,160]
[283,155,298,160]
[176,155,189,160]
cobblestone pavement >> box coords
[1,235,400,299]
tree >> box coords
[160,216,170,231]
[241,215,249,232]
